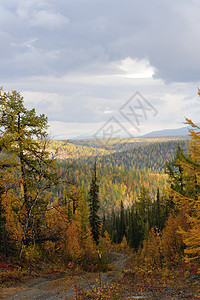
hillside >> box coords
[98,139,189,172]
[141,125,190,137]
[66,136,189,151]
[50,136,189,161]
[50,137,189,211]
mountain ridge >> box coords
[66,125,192,140]
[141,125,190,138]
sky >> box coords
[1,0,200,139]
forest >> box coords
[0,88,200,299]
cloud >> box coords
[30,10,69,30]
[16,0,69,29]
[118,57,155,79]
[0,0,199,82]
[16,0,52,20]
[0,0,200,138]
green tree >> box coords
[152,188,167,231]
[166,144,185,195]
[88,162,101,244]
[0,88,58,258]
[118,200,125,243]
[137,186,151,223]
[127,206,143,249]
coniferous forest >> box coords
[0,88,200,298]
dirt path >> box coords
[2,254,199,299]
[1,252,129,299]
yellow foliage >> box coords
[179,215,200,262]
[46,205,69,234]
[162,211,186,265]
[120,236,129,253]
[45,204,99,270]
[23,244,42,263]
[172,118,200,263]
[2,190,23,247]
[64,220,83,263]
[81,230,99,271]
[140,228,162,268]
[100,231,112,252]
[41,241,57,260]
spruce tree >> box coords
[166,144,185,195]
[119,200,125,243]
[88,162,101,244]
[154,188,162,230]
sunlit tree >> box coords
[0,87,58,258]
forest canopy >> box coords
[0,88,199,280]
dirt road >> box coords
[1,252,129,299]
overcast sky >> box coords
[1,0,200,139]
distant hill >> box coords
[141,126,190,138]
[54,137,189,210]
[98,139,189,172]
[67,136,189,151]
[52,138,189,171]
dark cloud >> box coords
[1,0,200,138]
[0,0,199,82]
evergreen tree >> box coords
[137,186,151,224]
[88,162,101,244]
[118,200,125,243]
[153,188,164,231]
[0,88,59,258]
[127,206,142,249]
[111,210,117,243]
[101,212,106,236]
[166,144,185,195]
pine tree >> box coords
[88,162,101,244]
[0,88,59,258]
